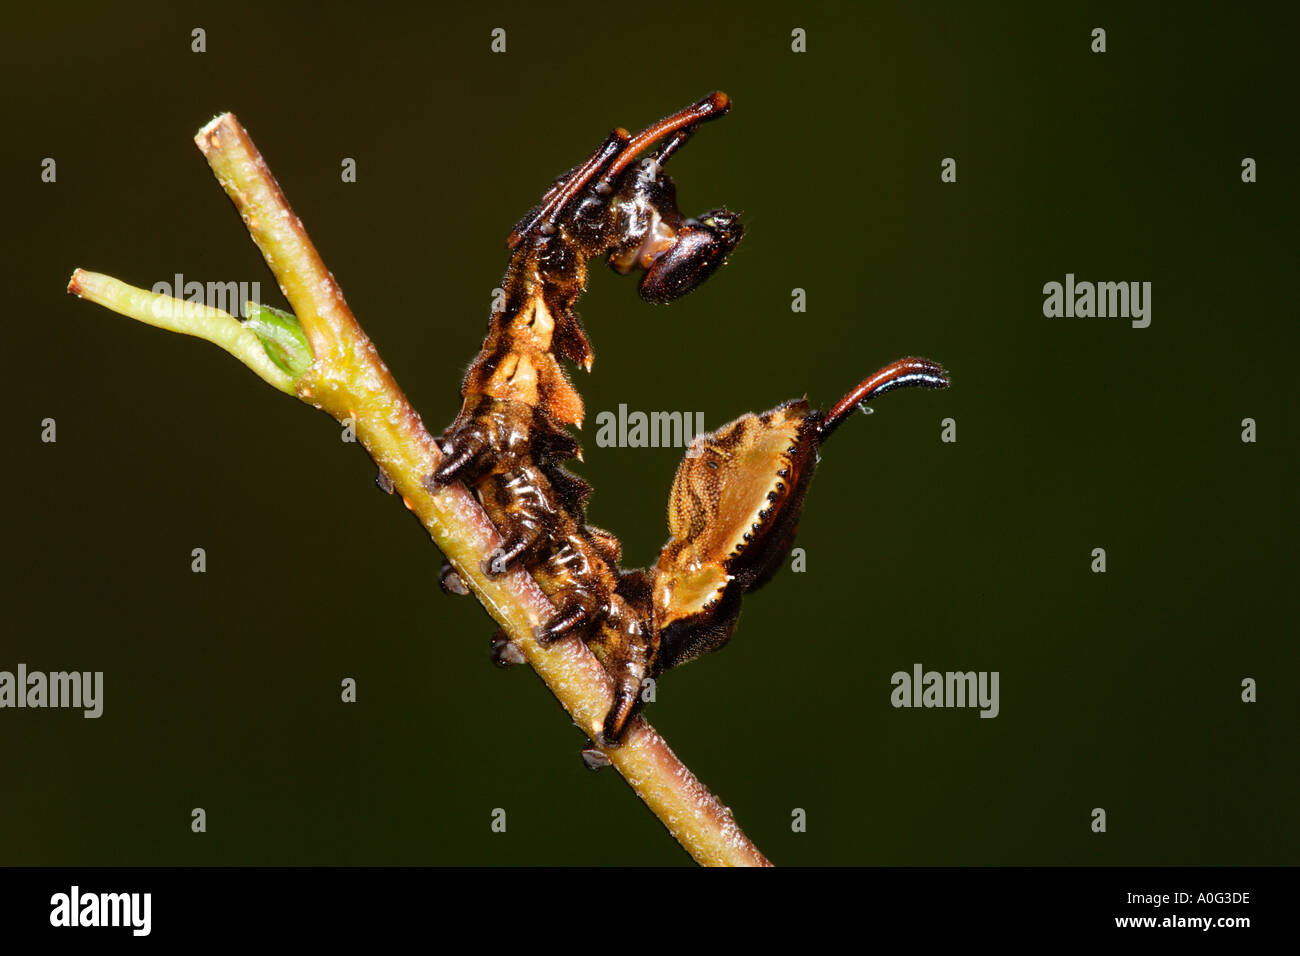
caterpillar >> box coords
[427,93,744,739]
[429,94,950,745]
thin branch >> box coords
[68,112,769,867]
[67,270,294,393]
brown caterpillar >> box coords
[427,93,744,738]
[429,96,950,745]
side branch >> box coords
[66,270,293,392]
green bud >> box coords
[244,302,312,377]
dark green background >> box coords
[4,1,1295,865]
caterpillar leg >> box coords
[533,600,597,645]
[579,741,612,770]
[428,396,537,489]
[431,428,490,487]
[489,629,526,667]
[438,559,471,597]
[588,593,658,744]
[428,399,588,580]
[478,467,555,576]
[530,534,616,644]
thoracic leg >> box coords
[477,466,555,576]
[587,592,659,743]
[531,535,613,644]
[428,397,597,583]
[533,598,595,645]
[427,395,534,489]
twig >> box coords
[67,112,770,867]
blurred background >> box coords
[3,1,1295,865]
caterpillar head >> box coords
[608,188,744,305]
[651,357,950,670]
[506,93,743,320]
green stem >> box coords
[67,270,294,393]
